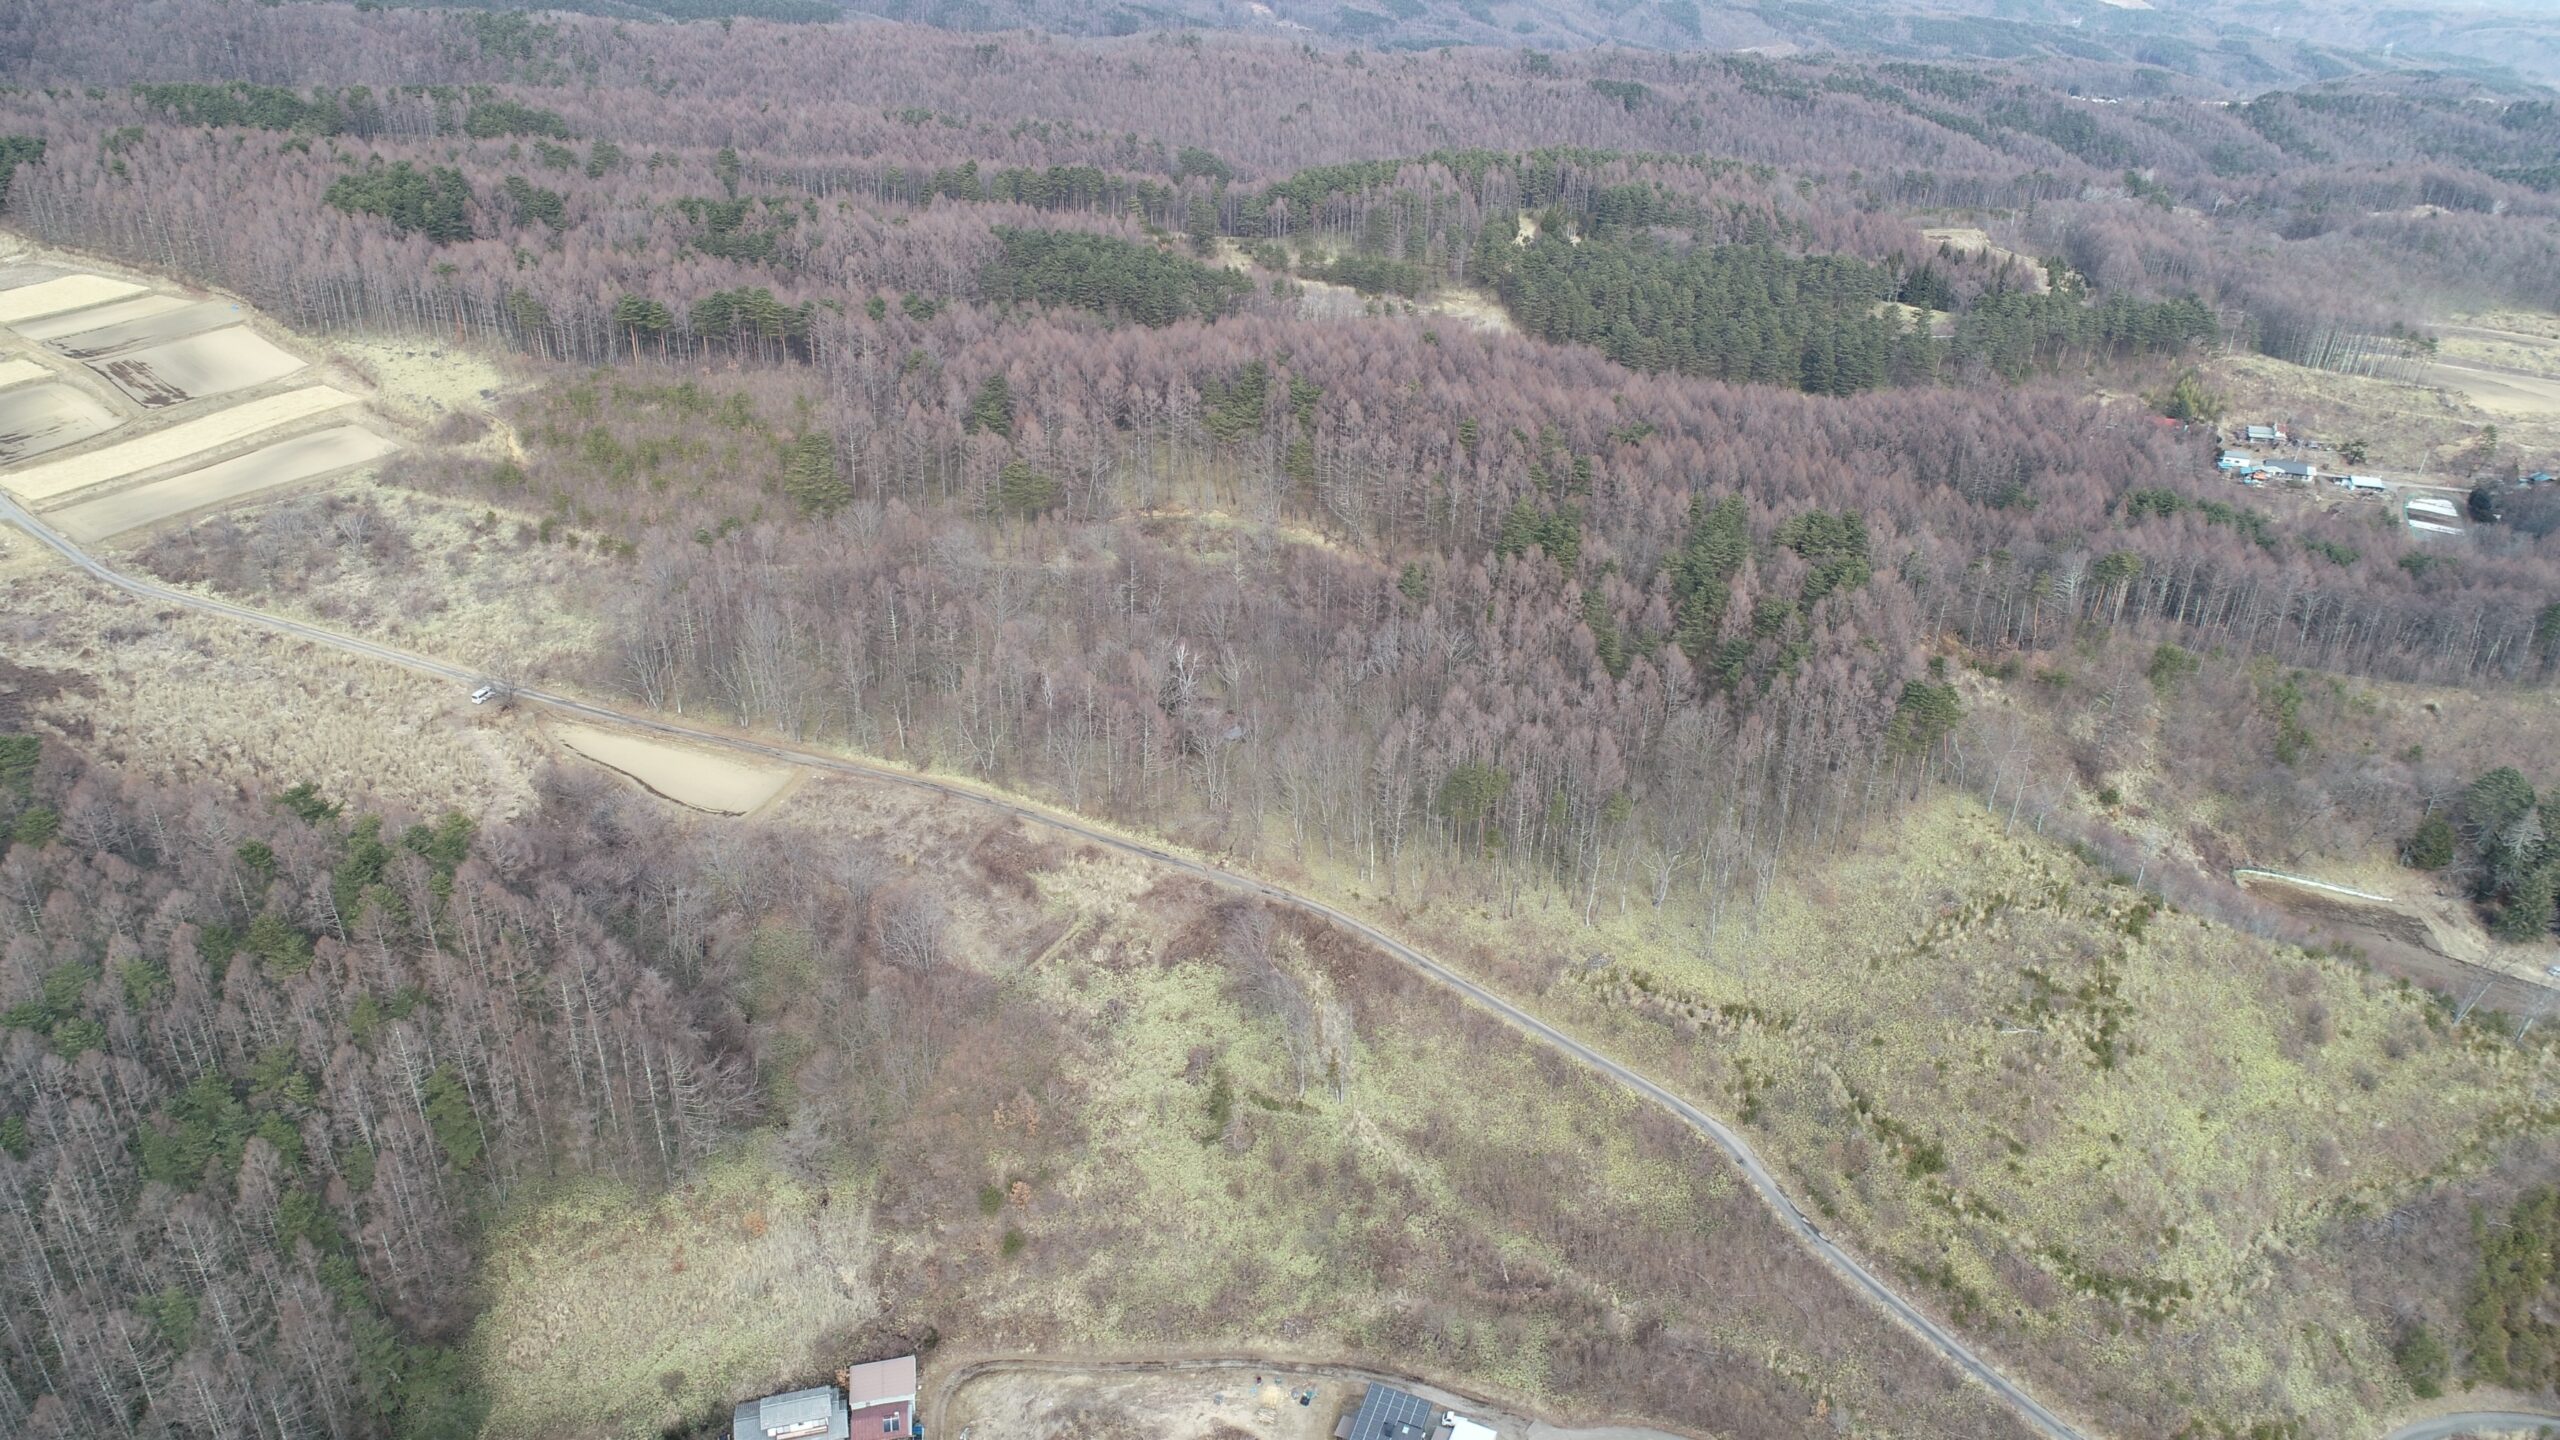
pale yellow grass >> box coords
[0,552,539,815]
[0,357,51,390]
[0,273,145,324]
[1344,795,2542,1435]
[327,334,511,427]
[474,1154,877,1440]
[52,425,398,541]
[553,721,798,815]
[131,480,620,682]
[4,384,357,501]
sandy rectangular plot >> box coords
[0,275,147,326]
[1,384,358,501]
[554,723,798,815]
[46,300,245,359]
[16,292,195,342]
[0,381,120,462]
[94,326,306,408]
[49,425,400,541]
[0,357,52,390]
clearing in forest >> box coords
[52,425,398,542]
[3,383,357,502]
[552,721,799,815]
[0,380,119,461]
[93,324,307,407]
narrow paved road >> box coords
[6,490,2075,1438]
[2383,1417,2560,1440]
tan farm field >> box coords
[94,324,306,408]
[5,383,357,502]
[0,380,120,461]
[51,425,399,542]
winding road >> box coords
[8,490,2555,1440]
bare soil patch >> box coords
[54,425,398,542]
[0,380,119,462]
[47,299,248,359]
[945,1365,1681,1440]
[0,273,146,325]
[2233,869,2472,958]
[2422,361,2560,419]
[16,292,193,342]
[552,721,798,815]
[93,324,307,408]
[4,383,357,502]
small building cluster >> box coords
[1333,1383,1496,1440]
[734,1356,919,1440]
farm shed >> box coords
[1335,1383,1439,1440]
[734,1387,850,1440]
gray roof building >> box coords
[735,1387,850,1440]
[1337,1384,1439,1440]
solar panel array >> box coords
[1347,1385,1438,1440]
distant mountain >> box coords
[378,0,2560,88]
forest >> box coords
[4,3,2560,1440]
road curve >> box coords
[2382,1416,2560,1440]
[3,491,2087,1437]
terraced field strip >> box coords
[0,274,146,325]
[51,425,398,542]
[0,357,53,390]
[3,384,358,502]
[47,299,246,359]
[15,292,193,342]
[0,382,121,462]
[96,326,307,408]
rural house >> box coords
[2243,424,2286,445]
[842,1356,920,1437]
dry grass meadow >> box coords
[1327,795,2554,1438]
[465,777,2034,1440]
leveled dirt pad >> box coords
[0,381,119,462]
[15,292,194,342]
[52,426,399,542]
[47,299,246,359]
[943,1366,1671,1440]
[3,383,357,503]
[552,722,798,815]
[0,273,147,325]
[94,325,306,408]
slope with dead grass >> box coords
[1348,796,2551,1438]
